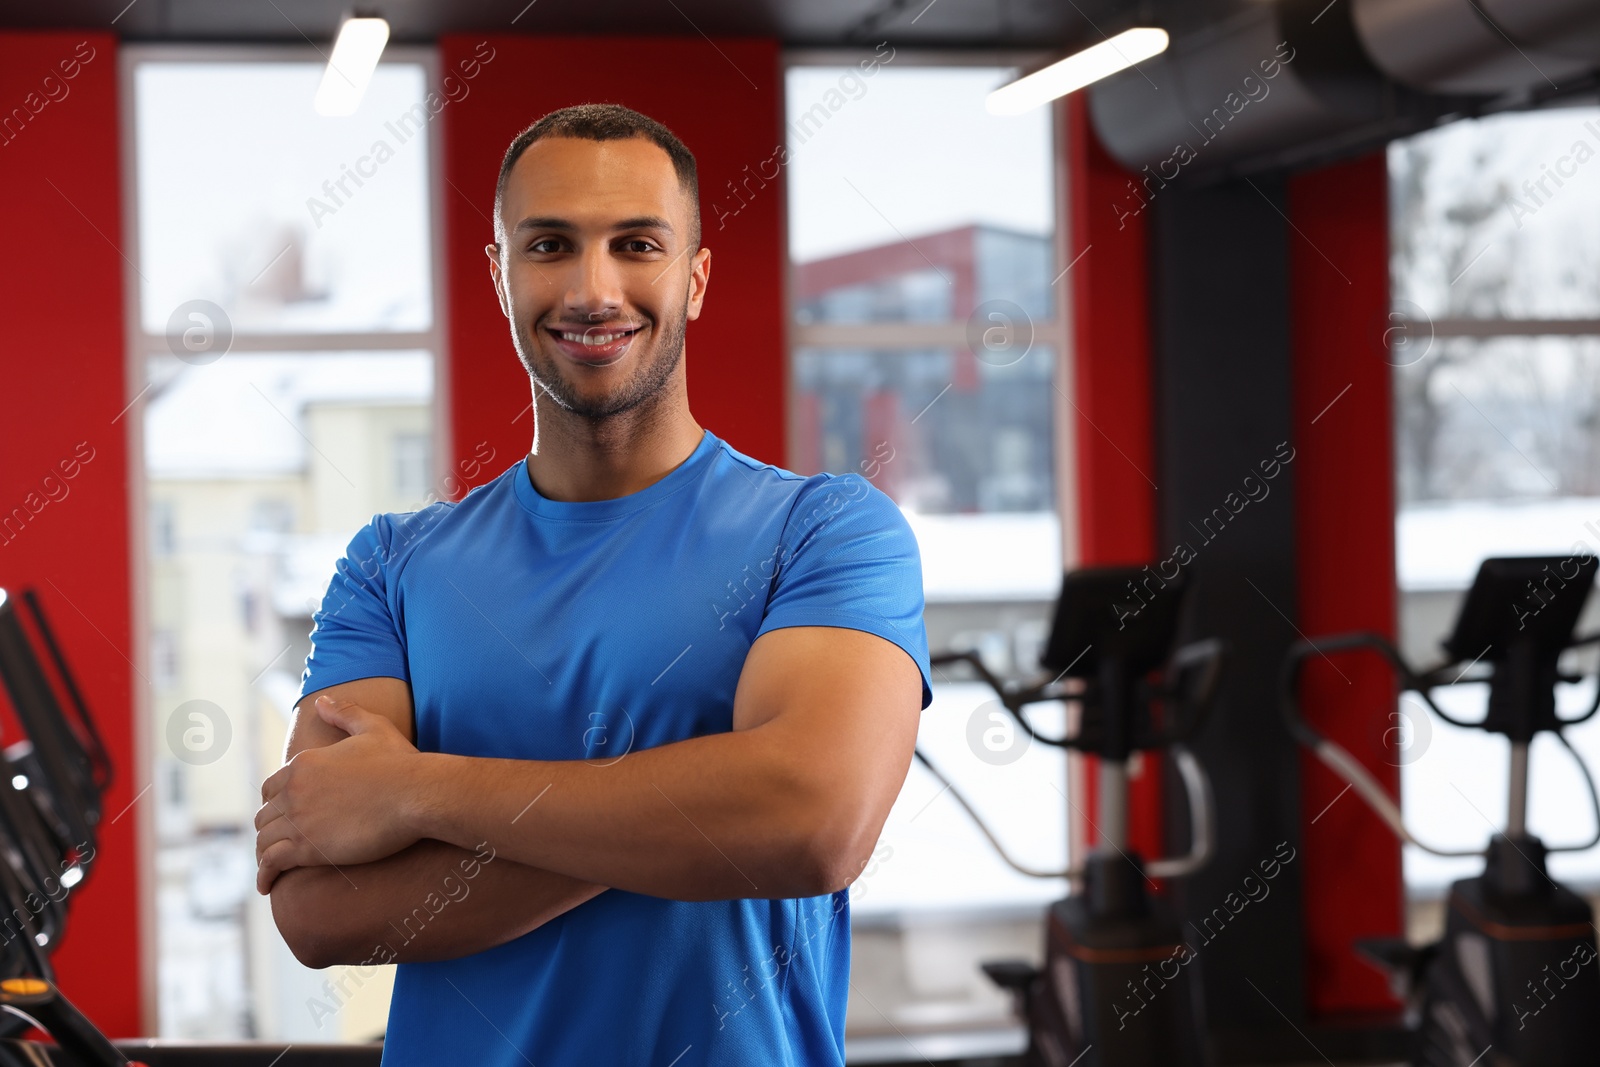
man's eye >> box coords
[621,239,658,253]
[526,239,562,254]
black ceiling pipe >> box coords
[1352,0,1600,94]
[1084,0,1598,184]
[1087,0,1395,183]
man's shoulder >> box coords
[702,436,885,508]
[703,435,806,486]
[698,439,905,536]
[351,464,519,571]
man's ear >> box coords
[484,243,511,318]
[686,247,712,321]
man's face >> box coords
[487,136,710,421]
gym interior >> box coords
[0,0,1597,1064]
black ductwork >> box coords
[1353,0,1600,93]
[1085,0,1600,183]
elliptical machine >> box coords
[1281,555,1600,1067]
[920,565,1224,1067]
[0,588,131,1067]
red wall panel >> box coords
[438,35,786,484]
[0,31,141,1037]
[1064,95,1157,570]
[1287,151,1404,1017]
[1063,94,1163,861]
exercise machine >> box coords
[1281,555,1600,1066]
[0,587,378,1065]
[0,590,109,871]
[0,978,131,1067]
[0,588,126,1067]
[0,588,110,962]
[0,589,112,962]
[920,565,1224,1067]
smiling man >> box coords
[255,104,932,1066]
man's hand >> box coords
[255,694,426,893]
[264,676,611,968]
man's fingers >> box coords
[261,762,290,804]
[316,695,375,734]
[254,777,297,833]
[256,814,295,864]
[256,841,295,895]
[253,796,287,833]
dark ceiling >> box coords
[0,0,1257,51]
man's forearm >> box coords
[260,630,918,904]
[404,726,859,902]
[271,838,607,969]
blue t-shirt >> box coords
[297,429,933,1066]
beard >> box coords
[510,295,689,422]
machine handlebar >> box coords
[930,637,1226,754]
[1279,628,1600,857]
[925,639,1223,878]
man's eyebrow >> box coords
[510,215,675,235]
[511,216,573,234]
[613,215,674,233]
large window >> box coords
[1390,105,1600,900]
[125,49,445,1040]
[785,59,1067,1054]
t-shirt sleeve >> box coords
[756,474,933,709]
[297,514,412,704]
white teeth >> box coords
[559,330,632,346]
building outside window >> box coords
[785,59,1070,1056]
[125,49,444,1041]
[1388,105,1600,919]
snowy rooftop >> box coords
[145,352,431,480]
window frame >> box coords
[778,52,1087,1040]
[117,42,450,1034]
[1388,110,1600,903]
[780,47,1079,556]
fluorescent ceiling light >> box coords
[987,27,1169,115]
[314,16,390,116]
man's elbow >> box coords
[273,907,337,970]
[800,817,879,897]
[808,857,854,897]
[779,763,895,896]
[270,869,350,970]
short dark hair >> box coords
[494,103,701,252]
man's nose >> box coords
[563,245,625,318]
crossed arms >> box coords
[259,625,923,970]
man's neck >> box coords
[524,390,704,504]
